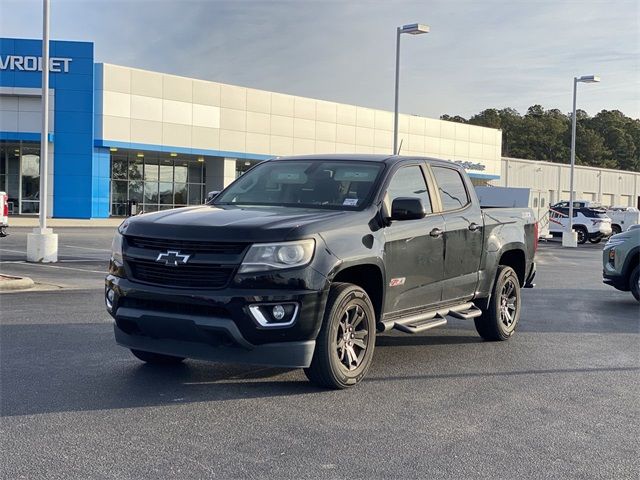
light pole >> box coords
[563,74,600,248]
[393,23,429,155]
[27,0,58,262]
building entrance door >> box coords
[0,140,40,215]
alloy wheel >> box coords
[499,278,518,328]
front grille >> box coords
[127,259,235,289]
[127,236,247,255]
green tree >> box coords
[440,105,639,172]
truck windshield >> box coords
[214,160,384,209]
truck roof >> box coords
[271,154,462,169]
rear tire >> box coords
[474,266,521,341]
[130,349,185,365]
[304,283,376,389]
[574,226,588,245]
[630,265,640,303]
[612,224,622,235]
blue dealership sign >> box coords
[0,38,108,218]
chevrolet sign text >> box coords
[0,55,72,73]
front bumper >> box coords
[603,271,628,291]
[114,311,315,368]
[106,273,328,368]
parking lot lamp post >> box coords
[393,23,429,155]
[563,74,600,247]
[27,0,58,263]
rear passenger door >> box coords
[431,165,483,303]
[383,164,445,313]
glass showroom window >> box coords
[110,150,206,216]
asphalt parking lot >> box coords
[1,228,638,479]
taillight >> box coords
[534,222,539,252]
[2,194,7,217]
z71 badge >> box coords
[389,277,406,287]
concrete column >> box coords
[205,157,237,194]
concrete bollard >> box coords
[26,228,59,263]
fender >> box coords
[621,246,640,279]
[475,241,527,303]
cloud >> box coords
[2,0,638,118]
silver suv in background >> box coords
[603,226,640,302]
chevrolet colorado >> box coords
[106,154,537,388]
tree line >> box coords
[440,106,639,172]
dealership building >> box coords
[1,37,503,218]
[1,37,638,218]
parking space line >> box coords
[63,245,112,252]
[0,248,27,254]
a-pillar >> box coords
[205,157,237,194]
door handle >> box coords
[468,222,481,232]
[429,227,443,238]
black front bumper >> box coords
[113,311,316,368]
[106,274,328,368]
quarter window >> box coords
[432,167,470,211]
[386,165,432,213]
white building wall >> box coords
[496,157,640,208]
[94,63,502,178]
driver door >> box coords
[383,164,445,313]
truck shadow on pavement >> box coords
[1,287,637,418]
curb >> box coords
[8,218,123,228]
[0,275,35,292]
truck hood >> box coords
[121,205,349,242]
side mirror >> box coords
[206,190,221,203]
[390,197,426,221]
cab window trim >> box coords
[428,164,472,214]
[378,160,439,219]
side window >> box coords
[432,166,470,211]
[386,165,432,214]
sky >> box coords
[2,0,638,119]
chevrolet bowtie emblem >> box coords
[155,250,191,266]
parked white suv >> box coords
[549,201,612,244]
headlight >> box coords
[111,231,124,265]
[239,239,315,273]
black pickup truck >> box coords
[106,154,537,388]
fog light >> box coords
[105,288,115,311]
[248,303,298,327]
[272,305,285,321]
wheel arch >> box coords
[622,247,640,285]
[331,261,385,322]
[498,247,527,287]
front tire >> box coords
[130,349,185,365]
[304,283,376,389]
[630,265,640,303]
[588,236,602,244]
[474,266,522,341]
